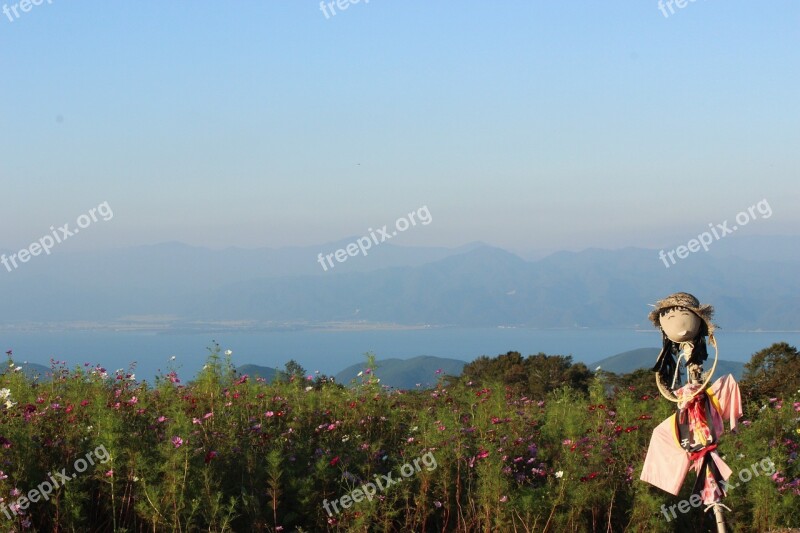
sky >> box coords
[1,1,798,256]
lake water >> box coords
[2,328,798,382]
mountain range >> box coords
[2,352,745,389]
[2,235,799,330]
[236,348,745,390]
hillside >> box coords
[236,364,278,382]
[335,355,466,389]
[1,361,52,381]
[592,347,745,380]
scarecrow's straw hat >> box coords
[647,292,716,337]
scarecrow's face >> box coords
[659,306,702,342]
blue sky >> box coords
[1,1,798,255]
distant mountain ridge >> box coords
[5,355,747,389]
[2,236,799,330]
[236,349,745,391]
[233,357,465,390]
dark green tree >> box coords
[740,342,800,402]
[276,359,307,384]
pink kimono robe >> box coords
[640,374,742,503]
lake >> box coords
[2,328,798,382]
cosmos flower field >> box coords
[0,346,798,532]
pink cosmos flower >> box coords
[171,436,183,448]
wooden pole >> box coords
[686,362,727,533]
[712,503,727,533]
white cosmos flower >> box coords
[555,471,564,478]
[224,350,232,356]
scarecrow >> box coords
[640,293,742,532]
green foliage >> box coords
[740,342,800,403]
[463,351,592,398]
[275,359,307,385]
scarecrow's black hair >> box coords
[651,332,709,389]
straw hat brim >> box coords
[647,293,716,337]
